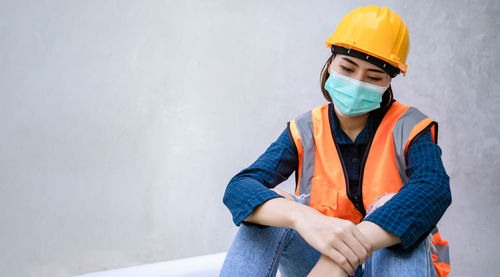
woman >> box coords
[221,5,451,277]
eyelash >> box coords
[340,66,382,81]
[340,65,353,72]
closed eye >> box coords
[340,65,353,73]
[368,76,382,81]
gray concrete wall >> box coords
[0,0,498,276]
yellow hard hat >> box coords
[325,6,410,76]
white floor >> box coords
[74,252,227,277]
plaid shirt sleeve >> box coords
[222,128,297,226]
[363,130,452,250]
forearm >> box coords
[356,220,400,250]
[243,196,315,229]
[307,255,347,277]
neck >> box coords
[334,108,369,141]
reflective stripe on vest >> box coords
[431,227,451,277]
[289,111,315,205]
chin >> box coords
[334,106,368,118]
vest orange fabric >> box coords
[431,228,451,277]
[288,101,449,276]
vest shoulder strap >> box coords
[288,105,330,200]
[389,102,438,183]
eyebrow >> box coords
[341,57,386,73]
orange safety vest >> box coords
[288,101,450,276]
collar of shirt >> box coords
[331,104,378,145]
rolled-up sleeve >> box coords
[223,128,298,226]
[363,130,452,250]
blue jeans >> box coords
[220,195,438,277]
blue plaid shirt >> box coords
[223,105,451,250]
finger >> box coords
[343,232,369,264]
[333,240,360,269]
[324,247,355,275]
[351,226,373,257]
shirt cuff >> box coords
[227,186,284,227]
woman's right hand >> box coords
[292,207,373,275]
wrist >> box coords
[289,202,312,230]
[290,203,322,230]
[357,220,400,250]
[288,203,302,230]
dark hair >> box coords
[320,54,394,115]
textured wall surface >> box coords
[0,0,498,276]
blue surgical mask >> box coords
[325,71,388,117]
